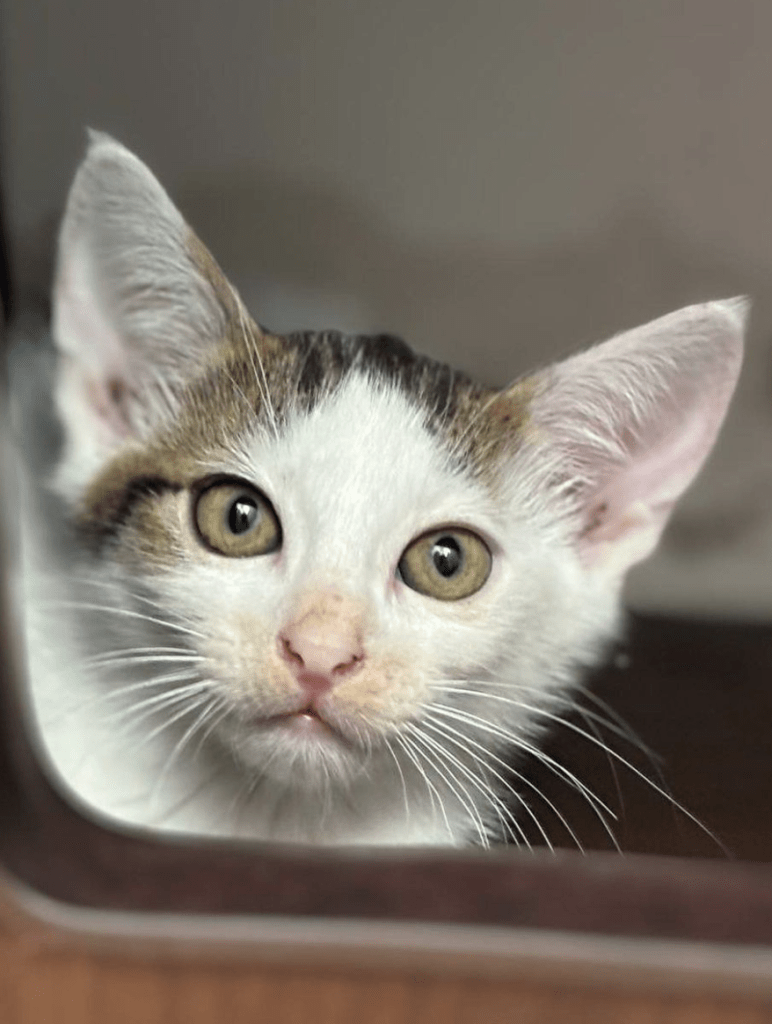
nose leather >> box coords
[280,607,364,695]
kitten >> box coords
[15,133,745,848]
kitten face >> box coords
[72,338,581,805]
[23,133,745,846]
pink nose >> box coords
[280,613,364,697]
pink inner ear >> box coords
[84,373,134,442]
[55,241,136,449]
[576,376,740,573]
[536,299,746,576]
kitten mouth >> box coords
[261,706,350,744]
[266,704,321,723]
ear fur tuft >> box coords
[524,298,746,578]
[52,133,236,500]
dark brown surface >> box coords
[516,613,772,861]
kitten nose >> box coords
[280,612,364,695]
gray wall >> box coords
[3,1,771,615]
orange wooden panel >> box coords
[2,923,772,1024]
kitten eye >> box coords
[398,528,491,601]
[193,480,281,557]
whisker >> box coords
[433,702,617,821]
[83,651,202,670]
[141,691,215,746]
[191,702,233,760]
[573,683,666,770]
[101,680,213,732]
[73,688,214,772]
[150,691,227,808]
[83,643,198,659]
[407,724,493,848]
[442,682,632,813]
[143,767,226,829]
[419,715,553,851]
[45,668,207,725]
[514,679,664,768]
[572,681,644,735]
[422,712,591,852]
[543,706,729,855]
[442,682,725,855]
[40,600,207,641]
[391,732,453,841]
[404,727,488,846]
[430,702,620,850]
[575,703,626,820]
[54,575,207,630]
[409,721,525,848]
[461,676,664,768]
[383,737,412,824]
[485,677,674,821]
[236,298,280,439]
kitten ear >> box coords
[526,298,747,578]
[52,132,239,498]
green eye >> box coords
[398,528,492,601]
[193,480,281,557]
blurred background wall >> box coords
[1,0,770,616]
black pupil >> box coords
[228,495,259,535]
[432,535,462,577]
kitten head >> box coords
[47,133,745,844]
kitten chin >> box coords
[15,132,746,848]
